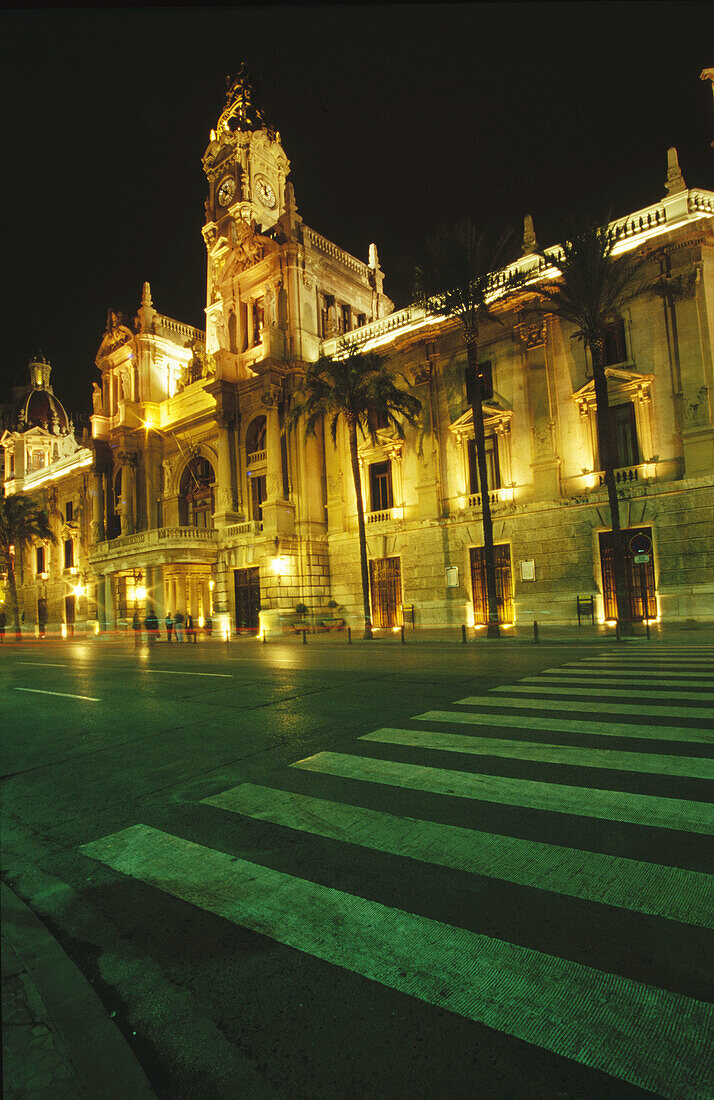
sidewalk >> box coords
[1,882,156,1099]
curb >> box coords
[1,882,156,1099]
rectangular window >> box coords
[369,461,393,512]
[64,538,74,569]
[609,402,639,468]
[320,294,335,339]
[65,501,73,522]
[467,435,500,494]
[356,313,366,328]
[602,320,627,367]
[250,474,267,522]
[341,305,351,333]
[465,360,493,404]
[252,298,264,345]
[36,546,45,574]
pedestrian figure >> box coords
[0,610,5,642]
[165,612,174,643]
[145,610,159,643]
[204,614,212,637]
[174,610,184,642]
[132,610,142,646]
[185,612,197,642]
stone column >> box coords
[118,452,136,535]
[103,573,114,631]
[515,319,561,501]
[95,573,106,628]
[90,471,105,543]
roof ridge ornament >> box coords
[217,64,269,136]
[522,214,537,256]
[664,147,687,196]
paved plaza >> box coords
[2,632,713,1098]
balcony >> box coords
[90,525,220,564]
[366,506,404,526]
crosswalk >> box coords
[81,645,714,1097]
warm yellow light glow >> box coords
[144,415,155,431]
[72,583,85,598]
[271,556,286,576]
[69,566,78,575]
[209,580,214,591]
[392,626,400,633]
[61,623,67,638]
[642,463,652,479]
[135,586,147,601]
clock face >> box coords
[254,174,277,210]
[217,176,236,207]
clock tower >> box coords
[202,67,289,239]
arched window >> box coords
[179,456,216,528]
[245,415,267,456]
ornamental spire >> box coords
[216,64,268,135]
[664,147,686,196]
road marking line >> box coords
[454,696,713,720]
[14,687,99,701]
[292,752,714,834]
[80,823,714,1099]
[360,727,714,780]
[139,670,233,678]
[18,662,69,668]
[496,685,714,703]
[568,658,714,666]
[205,782,714,928]
[415,710,714,744]
[532,672,714,685]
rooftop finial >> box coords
[141,281,153,308]
[216,63,268,135]
[522,213,537,255]
[665,147,686,196]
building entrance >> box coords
[37,597,47,636]
[234,567,261,632]
[470,544,514,625]
[598,526,656,621]
[65,594,76,636]
[369,557,403,627]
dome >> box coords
[11,356,70,435]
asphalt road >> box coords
[1,633,713,1099]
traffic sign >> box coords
[629,533,652,555]
[633,553,650,564]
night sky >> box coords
[4,4,712,419]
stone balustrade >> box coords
[155,315,206,344]
[303,226,370,277]
[222,520,263,538]
[366,508,394,525]
[247,449,267,466]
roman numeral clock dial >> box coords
[254,175,276,209]
[217,176,236,207]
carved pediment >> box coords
[572,367,653,412]
[449,393,513,437]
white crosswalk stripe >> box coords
[495,683,714,702]
[80,646,714,1098]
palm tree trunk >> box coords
[591,339,632,634]
[347,415,373,639]
[464,330,500,638]
[6,560,21,637]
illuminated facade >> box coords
[2,77,714,634]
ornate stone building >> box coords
[2,76,713,634]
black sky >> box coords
[3,4,713,417]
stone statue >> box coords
[92,382,103,415]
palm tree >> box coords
[0,490,56,637]
[285,348,421,639]
[533,222,644,633]
[415,222,520,638]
